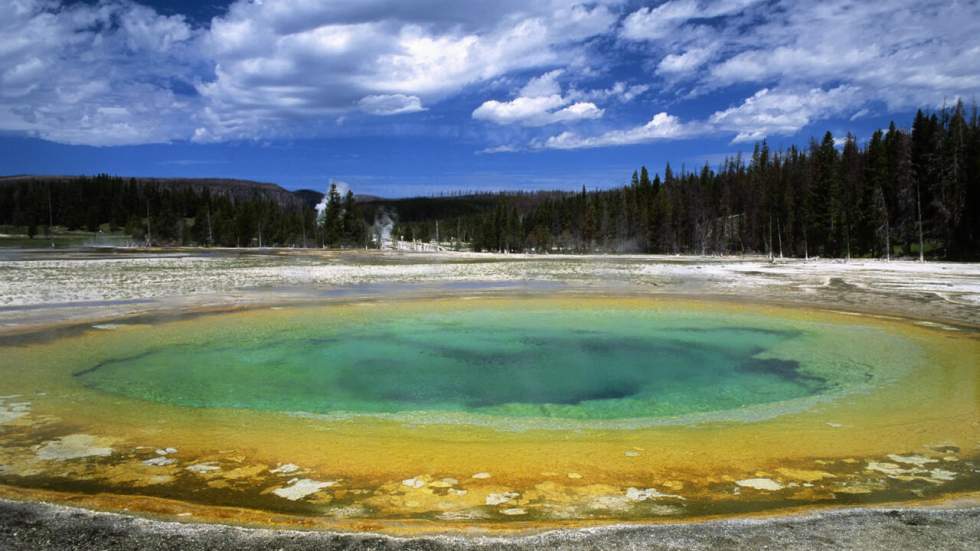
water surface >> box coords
[78,308,845,421]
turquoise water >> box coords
[75,305,860,420]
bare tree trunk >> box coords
[776,217,784,259]
[206,207,213,246]
[767,215,773,261]
[145,201,152,246]
[47,184,54,248]
[803,227,809,262]
[916,180,925,262]
[884,218,891,261]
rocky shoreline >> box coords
[1,498,979,550]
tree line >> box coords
[393,104,979,259]
[0,175,369,248]
[2,104,977,257]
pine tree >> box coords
[810,131,840,256]
[341,189,358,245]
[839,134,862,260]
[324,183,343,246]
[938,101,970,256]
[911,110,939,259]
[891,130,916,258]
[650,178,674,253]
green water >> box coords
[74,305,871,421]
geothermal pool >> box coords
[0,295,977,533]
[78,308,838,422]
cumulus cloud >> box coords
[473,96,603,126]
[540,112,699,149]
[520,70,565,98]
[472,70,603,126]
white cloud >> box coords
[538,84,861,149]
[118,3,194,52]
[472,70,603,126]
[562,0,980,151]
[477,144,520,154]
[0,0,202,146]
[620,0,761,41]
[473,96,603,126]
[567,81,650,103]
[520,70,564,97]
[540,112,698,149]
[708,45,879,88]
[358,94,426,116]
[0,0,623,145]
[2,0,979,150]
[657,47,713,75]
[635,0,980,113]
[705,0,980,110]
[708,86,862,143]
[849,108,870,121]
[552,102,604,122]
[620,0,699,41]
[196,0,621,140]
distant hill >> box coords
[293,188,382,209]
[292,188,324,209]
[0,175,303,209]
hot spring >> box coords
[77,309,837,422]
[0,295,977,533]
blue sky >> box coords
[1,1,978,197]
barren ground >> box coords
[1,498,979,551]
[2,248,979,334]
